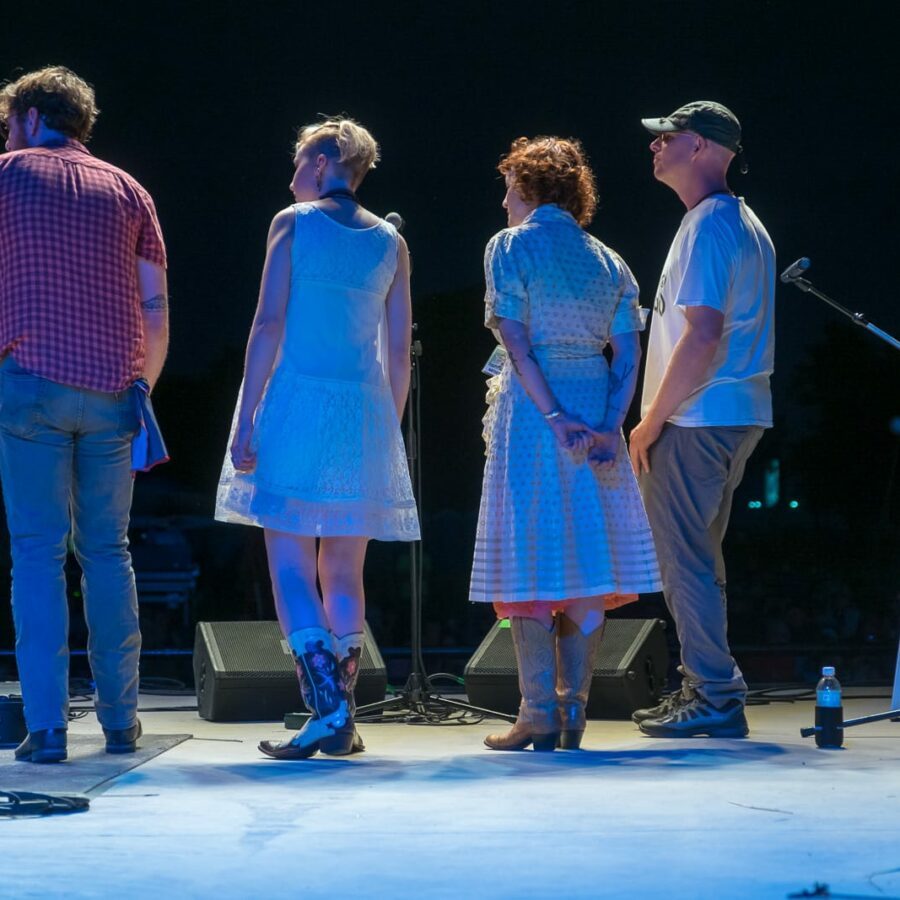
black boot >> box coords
[259,627,352,760]
[320,632,365,756]
[14,728,67,763]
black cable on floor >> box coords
[0,791,90,818]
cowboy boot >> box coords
[320,631,365,756]
[556,614,605,749]
[259,627,352,759]
[484,616,560,752]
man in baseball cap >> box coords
[628,101,775,738]
[642,100,744,155]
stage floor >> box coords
[2,688,898,899]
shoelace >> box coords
[658,692,687,715]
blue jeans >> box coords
[0,355,141,732]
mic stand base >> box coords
[800,707,900,739]
[354,673,517,725]
[285,674,515,730]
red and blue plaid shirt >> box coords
[0,139,166,391]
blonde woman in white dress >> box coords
[216,119,419,759]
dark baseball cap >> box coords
[642,101,743,154]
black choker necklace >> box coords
[692,189,733,209]
[319,187,358,203]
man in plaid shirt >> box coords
[0,67,169,763]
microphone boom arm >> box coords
[783,262,900,352]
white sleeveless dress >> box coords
[215,204,421,541]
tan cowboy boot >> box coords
[556,614,605,749]
[320,631,365,756]
[258,627,352,760]
[485,616,560,752]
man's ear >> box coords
[25,107,41,135]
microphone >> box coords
[385,212,404,233]
[780,257,810,283]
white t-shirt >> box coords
[641,194,775,427]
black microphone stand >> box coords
[352,322,514,725]
[781,257,900,351]
[781,258,900,738]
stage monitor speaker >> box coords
[0,694,26,748]
[194,620,386,722]
[464,617,668,719]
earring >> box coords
[315,169,322,193]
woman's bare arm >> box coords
[385,237,413,419]
[230,208,294,471]
[497,317,600,452]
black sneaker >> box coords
[638,696,749,738]
[631,692,685,725]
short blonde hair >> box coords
[295,117,380,184]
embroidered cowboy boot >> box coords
[556,614,605,749]
[258,627,352,760]
[320,631,365,756]
[484,616,560,752]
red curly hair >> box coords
[498,136,598,226]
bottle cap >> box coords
[822,666,835,677]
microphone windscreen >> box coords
[780,257,810,283]
[385,212,404,232]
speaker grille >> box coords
[469,624,517,674]
[594,625,643,676]
[207,621,294,676]
[359,641,380,672]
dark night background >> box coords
[1,1,898,686]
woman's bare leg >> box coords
[263,529,325,633]
[257,530,352,759]
[316,536,369,755]
[318,536,369,638]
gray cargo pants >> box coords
[639,423,764,707]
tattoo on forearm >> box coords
[142,293,168,311]
[607,363,634,399]
[606,362,636,419]
[506,346,551,412]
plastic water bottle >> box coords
[815,666,843,748]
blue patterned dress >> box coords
[469,204,661,604]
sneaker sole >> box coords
[639,723,749,738]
